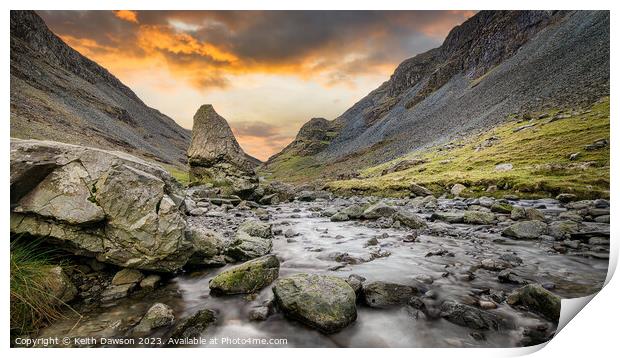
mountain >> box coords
[263,10,610,180]
[10,10,191,166]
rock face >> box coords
[10,139,191,272]
[273,273,357,334]
[209,254,280,295]
[10,11,190,165]
[187,105,259,197]
[265,117,340,163]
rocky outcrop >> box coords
[265,117,340,164]
[10,11,190,165]
[273,273,357,334]
[10,138,191,272]
[187,105,259,197]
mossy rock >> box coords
[507,284,561,322]
[209,254,280,295]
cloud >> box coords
[38,10,475,91]
[113,10,139,24]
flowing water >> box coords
[36,199,609,348]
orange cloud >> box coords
[114,10,139,23]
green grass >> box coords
[259,151,325,185]
[10,238,68,335]
[327,98,610,199]
[163,164,190,187]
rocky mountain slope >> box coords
[263,10,610,179]
[10,10,191,165]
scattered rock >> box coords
[451,184,466,196]
[111,269,144,286]
[238,220,273,239]
[225,232,272,261]
[393,209,428,229]
[362,281,418,308]
[507,284,561,322]
[464,211,496,225]
[502,220,547,239]
[169,308,216,339]
[362,202,397,219]
[556,193,578,203]
[134,303,175,334]
[440,301,506,330]
[140,275,162,291]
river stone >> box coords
[330,212,350,222]
[362,281,418,308]
[362,202,397,219]
[209,254,280,295]
[480,258,512,271]
[238,220,273,239]
[273,273,357,334]
[169,308,216,339]
[100,283,136,302]
[507,284,561,322]
[134,303,175,334]
[45,266,77,303]
[548,220,581,239]
[10,139,190,272]
[393,209,428,229]
[490,202,513,214]
[140,275,162,291]
[225,231,272,261]
[463,210,496,225]
[111,269,144,286]
[340,204,364,219]
[187,105,258,197]
[440,301,505,330]
[430,211,465,223]
[502,220,548,239]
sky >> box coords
[39,10,474,161]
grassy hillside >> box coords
[327,98,610,199]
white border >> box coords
[2,1,617,357]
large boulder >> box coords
[238,220,273,239]
[209,254,280,295]
[393,209,428,229]
[187,105,259,197]
[169,308,216,340]
[463,210,496,225]
[10,139,191,272]
[362,202,397,219]
[507,284,561,322]
[185,225,223,266]
[273,273,357,334]
[440,301,508,330]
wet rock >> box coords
[490,202,513,214]
[297,191,317,202]
[238,220,273,239]
[463,211,496,225]
[340,204,364,219]
[134,303,175,334]
[547,220,580,239]
[425,248,454,257]
[362,281,418,308]
[451,184,466,196]
[225,232,272,261]
[430,211,464,223]
[10,139,189,272]
[345,274,366,298]
[169,308,216,339]
[259,193,279,205]
[209,254,279,295]
[479,300,497,310]
[480,258,512,271]
[273,273,357,334]
[45,266,78,303]
[364,237,379,247]
[362,202,397,219]
[111,269,144,286]
[100,283,136,302]
[249,306,270,321]
[140,275,161,291]
[511,207,546,221]
[330,212,349,222]
[507,284,561,322]
[498,270,530,284]
[439,301,506,330]
[284,228,297,238]
[393,209,428,229]
[502,220,547,239]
